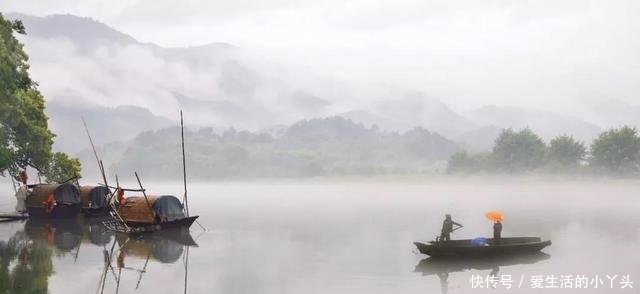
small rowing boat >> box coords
[414,237,551,257]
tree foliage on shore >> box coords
[448,126,640,175]
[0,13,80,182]
[95,117,459,179]
[590,126,640,174]
[492,128,546,172]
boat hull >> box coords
[81,206,112,217]
[27,204,81,219]
[414,237,551,257]
[126,216,199,230]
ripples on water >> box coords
[0,179,638,293]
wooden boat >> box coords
[79,185,111,216]
[25,183,82,218]
[92,112,199,234]
[414,237,551,257]
[104,195,198,233]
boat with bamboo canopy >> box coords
[25,183,82,218]
[108,193,198,232]
[100,111,199,234]
[79,185,111,216]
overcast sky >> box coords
[1,0,640,112]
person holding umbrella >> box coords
[439,214,463,242]
[493,221,503,242]
[486,211,504,244]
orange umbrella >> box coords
[485,211,504,222]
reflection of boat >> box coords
[414,252,551,276]
[25,183,81,218]
[414,237,551,257]
[116,229,198,263]
[415,252,551,294]
[95,229,197,294]
[24,218,82,251]
[82,218,114,246]
[79,185,111,216]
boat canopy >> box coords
[27,183,81,207]
[79,185,110,209]
[152,195,186,222]
[118,195,185,224]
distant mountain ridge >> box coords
[8,13,137,47]
[4,12,636,158]
[46,101,173,153]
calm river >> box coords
[1,178,638,293]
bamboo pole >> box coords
[135,254,151,290]
[115,174,120,205]
[183,245,189,294]
[101,161,129,230]
[180,110,189,217]
[115,268,122,294]
[98,184,145,192]
[81,116,128,228]
[10,174,17,193]
[81,117,102,178]
[134,172,155,219]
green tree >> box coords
[0,13,80,180]
[42,152,82,183]
[545,135,586,170]
[492,128,546,172]
[590,126,640,174]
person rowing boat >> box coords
[439,214,463,242]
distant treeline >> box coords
[97,117,459,179]
[448,126,640,175]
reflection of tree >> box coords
[0,231,54,294]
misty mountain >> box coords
[3,13,482,144]
[339,91,477,136]
[6,12,631,157]
[588,99,640,129]
[7,12,342,133]
[374,92,476,136]
[469,106,602,143]
[46,101,173,153]
[8,13,137,48]
[79,117,459,180]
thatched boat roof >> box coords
[118,195,185,224]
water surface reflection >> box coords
[0,218,197,294]
[1,181,639,293]
[415,252,551,294]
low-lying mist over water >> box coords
[1,178,638,293]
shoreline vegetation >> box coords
[77,119,640,181]
[448,126,640,176]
